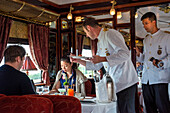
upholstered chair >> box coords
[0,96,53,113]
[27,95,81,113]
[85,80,92,95]
[0,94,6,97]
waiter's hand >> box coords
[70,53,86,66]
[90,55,107,64]
[134,46,140,57]
[70,53,76,62]
[70,53,80,63]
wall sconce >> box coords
[135,12,138,18]
[135,40,139,44]
[67,5,74,20]
[117,12,122,19]
[110,0,116,15]
[75,16,84,22]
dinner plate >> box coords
[84,96,93,99]
[80,100,96,104]
[70,56,92,60]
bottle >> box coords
[105,72,114,101]
[94,70,100,82]
[149,57,164,68]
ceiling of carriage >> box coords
[20,0,170,38]
[1,0,169,38]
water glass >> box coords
[43,86,50,94]
[36,86,43,95]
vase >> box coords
[64,85,69,95]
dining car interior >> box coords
[0,0,170,113]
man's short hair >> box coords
[83,17,99,30]
[4,45,26,63]
[141,12,157,22]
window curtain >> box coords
[91,39,98,55]
[28,24,50,85]
[76,34,84,55]
[0,16,12,62]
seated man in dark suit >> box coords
[0,45,35,95]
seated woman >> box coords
[50,57,87,97]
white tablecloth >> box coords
[81,101,117,113]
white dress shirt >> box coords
[137,30,170,84]
[86,28,139,93]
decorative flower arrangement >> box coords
[62,72,69,86]
[63,81,69,85]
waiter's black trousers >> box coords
[142,83,170,113]
[117,84,137,113]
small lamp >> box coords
[22,54,37,75]
[117,12,122,19]
[110,0,116,15]
[67,5,74,20]
[135,12,138,18]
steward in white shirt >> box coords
[136,12,170,113]
[71,17,139,113]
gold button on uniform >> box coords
[150,43,152,46]
[147,67,149,69]
[151,36,152,38]
[149,51,151,54]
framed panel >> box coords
[117,11,130,24]
[61,32,73,57]
[49,21,57,29]
[49,32,57,75]
[61,18,73,30]
[61,18,68,29]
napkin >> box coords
[95,76,109,103]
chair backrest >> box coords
[29,95,81,113]
[0,94,6,97]
[85,80,92,95]
[0,96,53,113]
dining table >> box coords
[81,97,117,113]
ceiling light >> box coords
[67,12,72,20]
[117,12,122,19]
[67,5,74,20]
[110,8,115,15]
[110,0,116,15]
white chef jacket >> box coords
[137,30,170,85]
[86,28,139,93]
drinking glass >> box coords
[43,86,50,94]
[68,89,74,96]
[36,86,43,95]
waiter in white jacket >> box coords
[71,18,139,113]
[136,12,170,113]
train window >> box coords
[0,44,42,83]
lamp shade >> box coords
[22,55,37,71]
[110,8,115,15]
[67,12,72,20]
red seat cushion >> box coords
[0,94,6,97]
[0,96,53,113]
[28,95,81,113]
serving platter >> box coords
[70,56,92,60]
